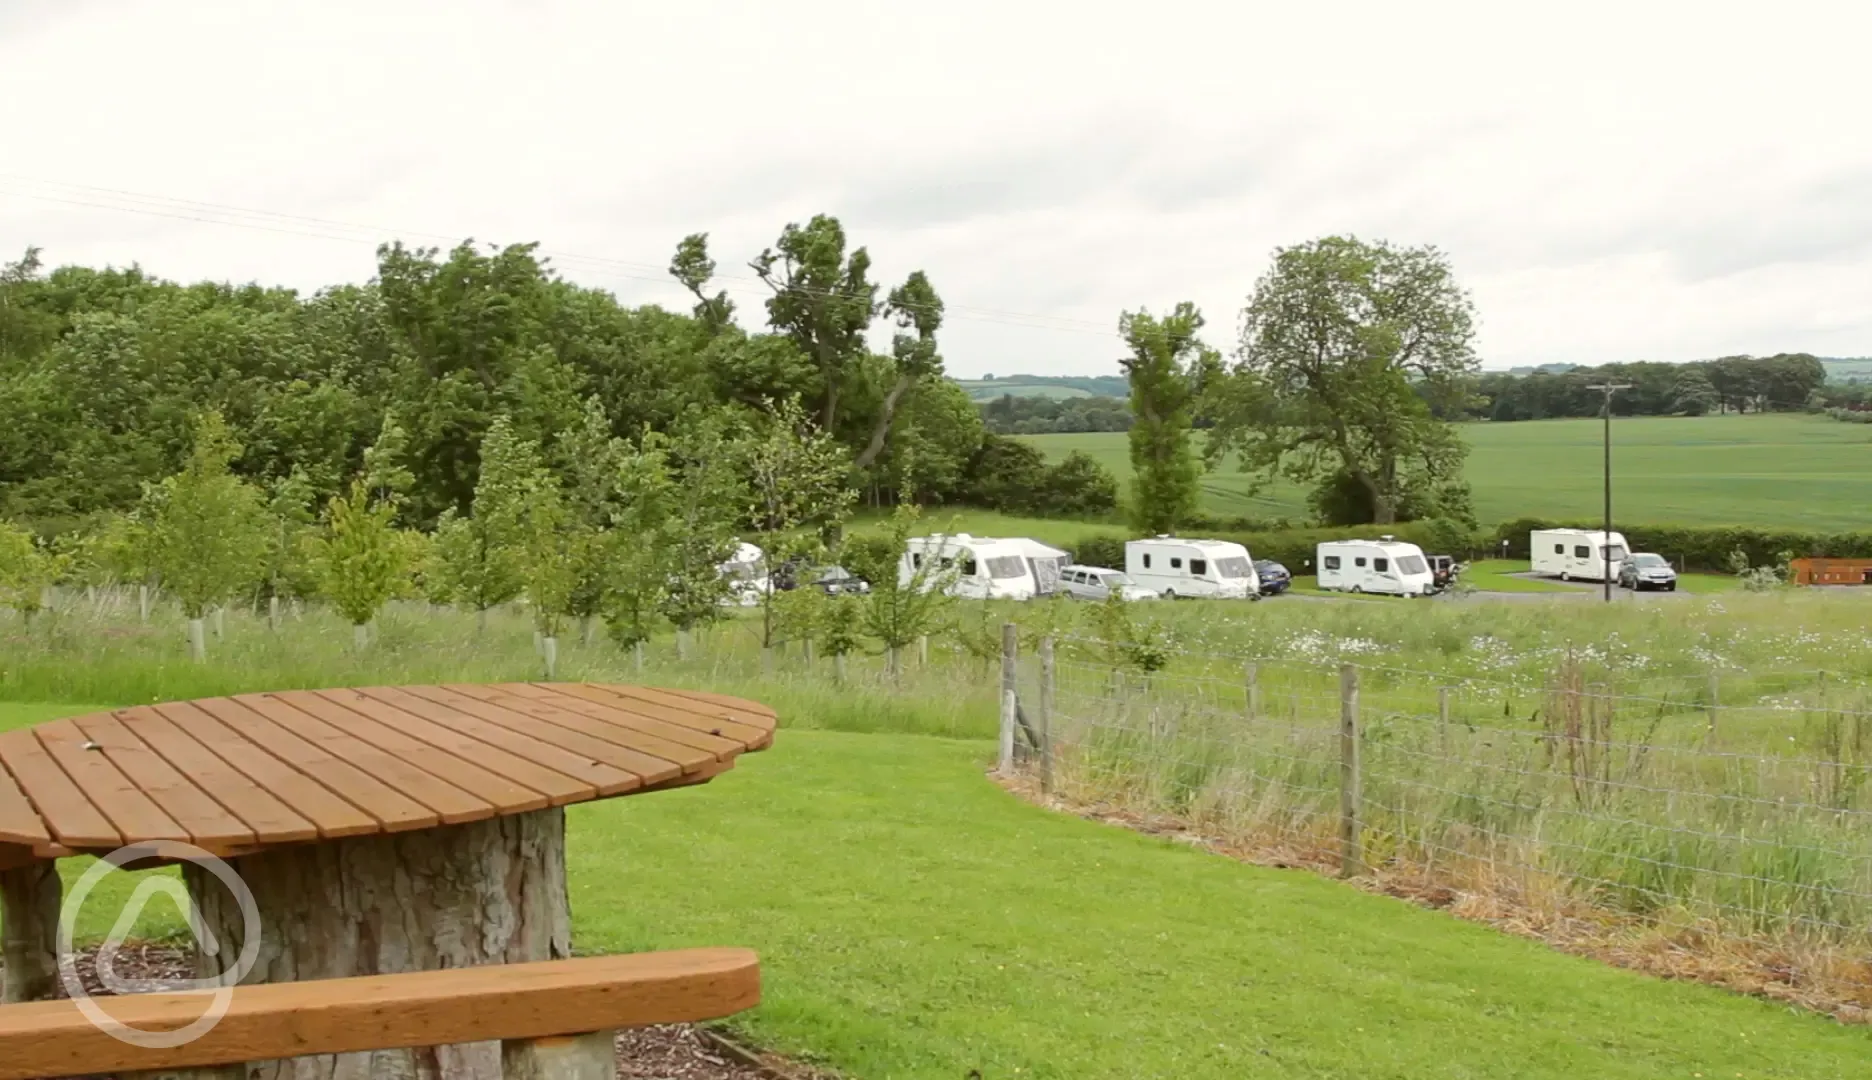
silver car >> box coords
[1059,565,1157,602]
[1618,552,1678,592]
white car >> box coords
[1058,565,1158,602]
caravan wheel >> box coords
[1560,571,1570,582]
[1162,589,1177,601]
[1350,585,1363,594]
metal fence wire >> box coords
[1005,633,1872,945]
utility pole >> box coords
[1585,382,1631,603]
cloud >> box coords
[2,0,1869,378]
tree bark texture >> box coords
[1,860,60,1003]
[185,809,570,1080]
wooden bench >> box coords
[0,948,759,1080]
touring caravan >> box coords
[1530,528,1628,582]
[1124,536,1259,599]
[718,541,770,606]
[899,534,1039,600]
[1006,537,1072,596]
[1316,538,1437,597]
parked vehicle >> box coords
[1253,559,1291,595]
[718,541,770,607]
[1425,554,1462,591]
[899,534,1038,600]
[1006,537,1073,596]
[1618,552,1678,592]
[770,559,870,595]
[1124,536,1259,599]
[1058,564,1157,602]
[1530,528,1628,582]
[1316,537,1437,597]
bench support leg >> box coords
[1,860,60,1003]
[502,1031,616,1080]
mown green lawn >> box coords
[1026,413,1872,530]
[6,704,1865,1078]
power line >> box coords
[0,174,1121,339]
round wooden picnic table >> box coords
[0,681,775,1080]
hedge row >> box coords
[1060,519,1872,576]
[1491,518,1872,573]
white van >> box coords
[899,534,1038,600]
[1530,529,1628,582]
[1005,537,1072,596]
[1317,538,1436,597]
[1124,537,1259,599]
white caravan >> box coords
[1124,536,1259,599]
[1317,537,1437,597]
[718,541,770,607]
[1530,528,1629,582]
[899,534,1038,600]
[1006,537,1072,596]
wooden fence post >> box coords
[138,582,151,623]
[998,623,1018,774]
[918,634,930,667]
[1437,686,1451,754]
[1039,635,1055,795]
[1245,661,1260,723]
[1339,663,1363,879]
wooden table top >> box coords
[0,683,775,862]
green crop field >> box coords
[1025,413,1872,529]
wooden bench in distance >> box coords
[0,948,759,1080]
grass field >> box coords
[1024,413,1872,529]
[5,698,1867,1079]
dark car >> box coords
[810,565,870,596]
[1253,559,1291,595]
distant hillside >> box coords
[954,374,1127,401]
[1821,357,1872,381]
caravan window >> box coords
[1374,557,1390,573]
[961,556,978,576]
[985,556,1026,580]
[1355,557,1367,568]
[1324,556,1341,570]
[1190,559,1207,576]
[1604,544,1627,561]
[1142,554,1152,568]
[1397,555,1427,575]
[1213,557,1250,579]
[1170,557,1183,570]
[1554,544,1564,554]
[1573,545,1590,559]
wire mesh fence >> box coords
[1011,634,1872,947]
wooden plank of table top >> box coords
[0,948,761,1080]
[33,720,189,844]
[0,729,117,849]
[231,696,509,819]
[510,684,746,760]
[313,689,592,808]
[69,711,256,850]
[445,685,716,775]
[548,683,772,747]
[0,752,51,847]
[110,706,319,846]
[399,685,683,788]
[268,690,556,814]
[164,699,409,839]
[353,687,640,797]
[661,686,779,721]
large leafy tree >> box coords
[142,412,270,625]
[739,396,856,649]
[1119,303,1210,534]
[1207,236,1478,526]
[429,416,535,629]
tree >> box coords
[668,233,736,334]
[142,412,269,658]
[0,521,63,624]
[601,429,680,660]
[1670,366,1719,417]
[517,469,578,670]
[854,271,945,471]
[1119,303,1210,533]
[655,411,746,648]
[429,417,535,630]
[848,505,955,677]
[1209,236,1479,526]
[260,466,319,618]
[311,419,416,648]
[740,397,856,650]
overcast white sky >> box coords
[3,0,1869,376]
